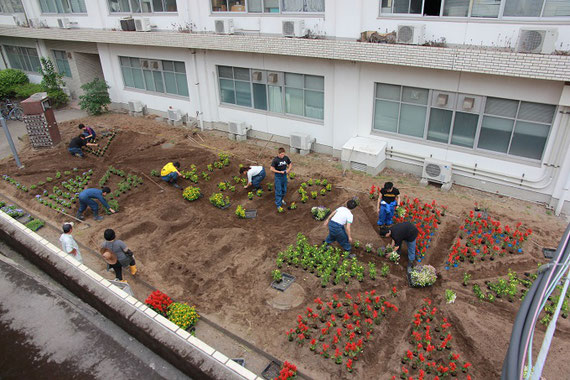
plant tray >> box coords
[261,360,281,380]
[231,358,245,367]
[16,214,33,224]
[312,209,331,221]
[218,203,231,210]
[271,273,295,292]
[244,209,257,219]
[543,248,557,259]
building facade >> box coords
[1,0,570,214]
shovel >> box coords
[53,208,91,229]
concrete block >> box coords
[176,328,191,340]
[289,147,299,154]
[154,314,179,332]
[84,268,104,282]
[226,359,257,380]
[64,255,81,266]
[144,307,158,318]
[227,133,236,141]
[109,284,130,299]
[78,264,89,272]
[132,111,144,118]
[125,296,138,305]
[212,351,229,364]
[100,279,112,288]
[173,120,183,127]
[236,134,247,142]
[188,336,215,355]
[299,149,311,156]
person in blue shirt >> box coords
[78,123,96,142]
[76,187,115,221]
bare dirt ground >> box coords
[1,113,568,379]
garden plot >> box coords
[0,113,569,379]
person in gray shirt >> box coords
[100,229,137,281]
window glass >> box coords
[211,0,228,12]
[376,83,400,101]
[509,121,549,159]
[305,90,324,120]
[285,73,304,88]
[220,78,235,103]
[164,0,176,11]
[218,66,233,78]
[143,70,156,91]
[264,0,280,12]
[484,97,518,118]
[53,50,72,77]
[504,0,544,17]
[282,0,303,12]
[4,46,41,72]
[153,71,164,92]
[373,100,399,133]
[427,108,453,143]
[174,61,186,73]
[162,60,174,72]
[152,0,163,11]
[130,0,141,12]
[176,73,189,97]
[268,85,283,113]
[163,71,177,94]
[517,102,555,124]
[235,81,252,107]
[122,67,135,87]
[141,0,152,12]
[305,0,324,12]
[305,75,324,91]
[478,116,514,153]
[234,67,250,81]
[248,0,262,12]
[120,56,188,97]
[543,0,570,16]
[400,103,427,137]
[402,87,428,105]
[132,68,145,89]
[285,87,304,116]
[228,0,246,12]
[471,0,500,17]
[253,83,268,110]
[443,0,469,16]
[130,57,141,68]
[451,112,478,148]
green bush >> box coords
[79,78,111,115]
[46,88,69,108]
[0,69,29,98]
[14,83,44,99]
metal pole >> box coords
[0,115,23,168]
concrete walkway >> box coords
[0,107,88,161]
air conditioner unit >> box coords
[252,71,263,82]
[135,18,152,32]
[517,28,558,54]
[290,133,315,150]
[282,20,305,37]
[120,17,136,31]
[421,158,452,189]
[215,19,234,34]
[397,24,425,45]
[12,14,28,27]
[57,18,71,29]
[228,122,250,136]
[167,108,183,122]
[128,101,144,113]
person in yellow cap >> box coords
[161,161,183,189]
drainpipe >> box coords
[190,49,204,131]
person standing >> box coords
[270,147,292,209]
[240,165,266,190]
[78,123,96,142]
[161,161,183,189]
[376,181,400,227]
[59,222,83,264]
[76,187,115,221]
[100,229,137,281]
[324,199,358,254]
[68,134,97,158]
[379,222,418,271]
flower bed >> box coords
[446,211,532,269]
[86,130,117,157]
[167,302,200,330]
[392,196,447,263]
[394,298,473,379]
[297,178,332,203]
[285,290,399,374]
[145,290,173,317]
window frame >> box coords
[107,0,177,14]
[3,45,42,73]
[211,0,325,14]
[39,0,87,14]
[52,49,72,78]
[0,0,25,13]
[371,82,556,162]
[119,56,189,98]
[217,65,325,122]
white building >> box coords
[1,0,570,214]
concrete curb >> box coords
[0,210,262,380]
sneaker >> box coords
[93,215,104,221]
[74,153,82,158]
[172,183,181,189]
[281,200,286,206]
[76,214,85,221]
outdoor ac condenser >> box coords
[282,20,305,37]
[290,133,315,151]
[228,122,250,136]
[128,101,144,113]
[397,24,425,45]
[421,158,452,191]
[215,19,234,34]
[135,18,152,32]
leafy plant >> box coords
[272,269,283,282]
[235,205,246,218]
[388,251,400,264]
[320,188,326,196]
[278,207,285,213]
[445,289,457,304]
[145,290,173,317]
[25,218,45,231]
[311,191,318,199]
[201,172,210,181]
[14,82,43,99]
[365,243,373,253]
[369,262,377,280]
[209,192,230,208]
[0,68,29,98]
[39,57,68,108]
[311,206,330,221]
[166,302,199,330]
[217,182,228,191]
[289,172,296,179]
[289,202,297,210]
[380,263,390,277]
[410,265,437,287]
[463,272,471,286]
[183,186,201,202]
[354,241,361,248]
[247,192,254,200]
[256,189,263,197]
[79,78,111,115]
[106,199,119,214]
[267,183,273,191]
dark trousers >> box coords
[325,221,351,251]
[274,172,287,208]
[110,257,135,281]
[78,197,98,216]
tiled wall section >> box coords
[1,26,569,82]
[0,210,261,380]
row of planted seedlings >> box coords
[0,200,45,231]
[285,290,400,374]
[86,129,118,157]
[396,298,474,379]
[466,267,569,325]
[99,165,144,213]
[446,210,533,269]
[144,290,200,332]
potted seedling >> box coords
[311,191,318,199]
[267,183,273,191]
[272,269,283,283]
[235,205,246,218]
[256,189,263,197]
[365,243,373,253]
[248,192,254,200]
[288,202,297,210]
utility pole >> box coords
[0,115,23,168]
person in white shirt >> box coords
[240,165,266,190]
[324,199,358,252]
[59,222,83,264]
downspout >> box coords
[190,49,204,131]
[553,110,570,215]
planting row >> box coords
[0,200,45,231]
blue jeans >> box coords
[68,147,84,157]
[377,201,396,226]
[406,239,417,262]
[161,172,179,183]
[325,221,351,251]
[78,196,98,215]
[252,168,266,189]
[274,173,287,208]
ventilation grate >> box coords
[350,161,367,172]
[398,26,413,43]
[425,163,441,178]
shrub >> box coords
[166,302,199,330]
[40,57,65,92]
[13,82,44,99]
[79,78,111,115]
[183,186,201,202]
[0,68,29,98]
[46,88,68,108]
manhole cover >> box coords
[265,283,305,310]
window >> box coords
[372,83,556,161]
[211,0,324,12]
[379,0,570,17]
[4,45,41,73]
[108,0,176,13]
[119,56,188,97]
[39,0,86,13]
[53,50,72,77]
[0,0,24,13]
[218,66,324,121]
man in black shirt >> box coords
[376,181,400,226]
[270,147,292,209]
[380,222,418,271]
[68,135,97,158]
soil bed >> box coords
[1,113,568,379]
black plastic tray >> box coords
[231,358,245,367]
[261,360,281,380]
[245,209,257,219]
[271,273,295,291]
[543,248,557,259]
